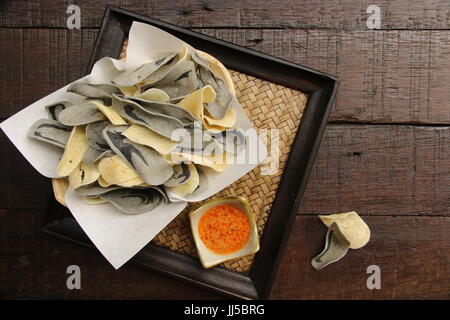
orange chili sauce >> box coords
[198,204,250,255]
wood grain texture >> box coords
[0,131,52,211]
[300,124,450,216]
[1,1,449,299]
[199,29,450,124]
[1,0,450,29]
[1,28,449,124]
[0,209,223,299]
[271,215,450,299]
[4,122,450,217]
[0,28,97,119]
[1,209,448,299]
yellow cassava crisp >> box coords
[319,211,370,249]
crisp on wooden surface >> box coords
[0,0,449,299]
[1,210,448,299]
[272,215,450,299]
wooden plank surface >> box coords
[3,95,450,214]
[0,132,52,211]
[1,0,450,29]
[201,29,450,124]
[1,28,450,124]
[272,215,450,299]
[2,123,450,215]
[0,209,223,299]
[0,28,97,119]
[299,124,450,216]
[1,0,449,300]
[3,123,450,216]
[1,209,448,299]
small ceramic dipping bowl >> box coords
[189,196,260,269]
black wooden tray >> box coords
[42,6,338,300]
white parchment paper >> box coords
[0,22,266,269]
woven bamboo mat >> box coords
[119,43,308,273]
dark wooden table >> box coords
[1,1,449,299]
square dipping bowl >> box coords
[189,196,260,269]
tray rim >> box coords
[42,5,339,300]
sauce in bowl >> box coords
[198,204,250,255]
